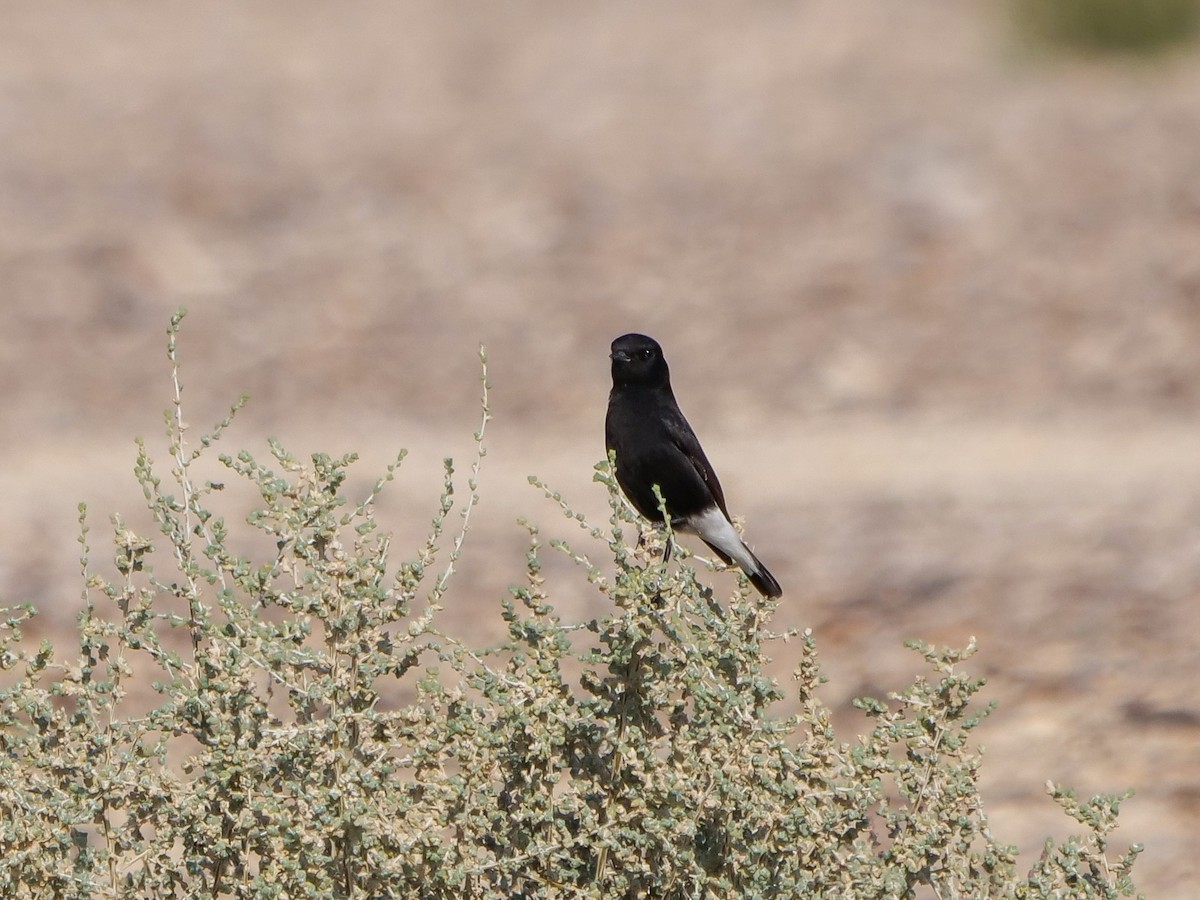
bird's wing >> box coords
[664,407,730,519]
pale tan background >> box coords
[1,3,1198,894]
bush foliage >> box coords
[0,312,1142,897]
[1011,0,1200,57]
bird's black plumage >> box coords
[605,333,783,599]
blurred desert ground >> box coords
[2,1,1199,893]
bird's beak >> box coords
[611,350,631,363]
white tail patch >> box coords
[680,506,760,576]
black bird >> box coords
[605,333,783,599]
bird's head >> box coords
[610,333,669,387]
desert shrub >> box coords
[1011,0,1200,57]
[0,311,1142,898]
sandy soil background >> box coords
[2,3,1199,894]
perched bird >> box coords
[605,333,783,598]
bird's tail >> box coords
[742,548,783,599]
[711,541,782,599]
[688,507,783,599]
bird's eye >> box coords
[639,349,652,360]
